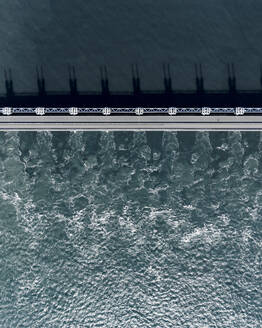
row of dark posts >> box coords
[2,63,260,97]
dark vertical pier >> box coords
[36,66,46,97]
[195,63,204,94]
[100,65,109,96]
[132,64,141,95]
[227,63,236,93]
[5,69,14,98]
[260,64,262,91]
[68,65,78,96]
[163,63,172,94]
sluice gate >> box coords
[1,64,262,130]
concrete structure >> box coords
[1,114,262,131]
[1,65,262,130]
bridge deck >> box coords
[0,115,262,131]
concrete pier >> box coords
[1,115,262,131]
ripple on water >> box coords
[0,131,261,327]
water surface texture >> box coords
[1,1,262,91]
[0,131,262,327]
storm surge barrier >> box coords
[1,64,262,130]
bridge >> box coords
[1,64,262,130]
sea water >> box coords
[1,1,262,92]
[0,131,261,327]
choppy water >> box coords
[0,131,261,327]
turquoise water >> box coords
[0,131,261,327]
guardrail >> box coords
[0,106,260,115]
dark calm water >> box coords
[1,1,262,92]
[0,131,261,327]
